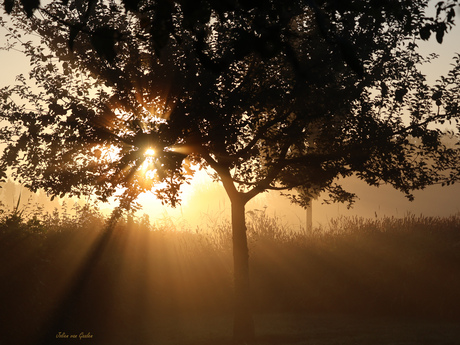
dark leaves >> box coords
[49,103,67,115]
[432,91,443,100]
[90,27,119,63]
[436,1,445,17]
[4,0,15,14]
[447,7,456,22]
[395,88,408,102]
[435,22,447,44]
[380,82,388,98]
[122,0,142,12]
[420,0,456,44]
[332,34,364,77]
[421,130,441,149]
[4,144,20,164]
[238,0,267,11]
[432,90,443,106]
[150,1,174,56]
[68,24,82,52]
[420,25,431,40]
[20,0,40,17]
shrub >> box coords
[1,203,459,345]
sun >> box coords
[145,148,156,157]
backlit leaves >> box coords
[1,0,460,210]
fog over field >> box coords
[2,172,460,230]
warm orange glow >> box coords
[139,155,157,182]
[145,148,156,157]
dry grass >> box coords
[1,203,460,344]
[94,312,460,345]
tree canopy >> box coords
[1,0,460,343]
[1,0,459,209]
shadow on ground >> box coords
[99,313,460,345]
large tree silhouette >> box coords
[2,1,460,342]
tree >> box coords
[1,0,460,343]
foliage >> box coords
[1,1,460,210]
[1,205,460,344]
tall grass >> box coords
[1,202,459,344]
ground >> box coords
[99,313,460,345]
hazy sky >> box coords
[0,5,459,229]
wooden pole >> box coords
[306,199,312,232]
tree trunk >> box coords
[306,199,313,232]
[231,198,255,344]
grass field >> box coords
[86,312,460,345]
[1,202,460,344]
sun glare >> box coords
[145,148,156,157]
